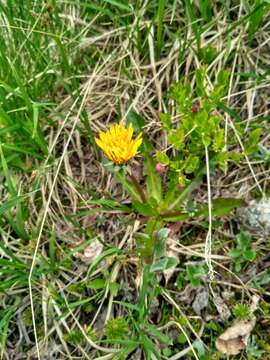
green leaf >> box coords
[109,282,120,296]
[49,230,57,268]
[193,340,206,357]
[198,0,213,21]
[126,109,145,131]
[113,301,140,312]
[245,128,261,154]
[184,155,199,174]
[189,277,201,288]
[195,67,207,97]
[88,248,120,275]
[236,230,252,248]
[154,228,169,259]
[86,278,106,289]
[229,248,242,258]
[235,262,242,272]
[144,152,162,203]
[160,212,190,222]
[186,264,206,288]
[0,195,24,216]
[243,249,256,262]
[168,127,185,151]
[0,297,21,351]
[135,232,154,259]
[144,323,172,345]
[196,198,245,217]
[217,101,241,122]
[140,333,160,359]
[183,0,201,50]
[133,201,158,216]
[248,1,268,42]
[160,113,172,130]
[199,46,217,64]
[103,0,131,11]
[150,257,178,273]
[116,168,142,202]
[166,163,209,210]
[210,70,230,102]
[156,0,166,59]
[156,151,170,165]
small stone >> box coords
[192,287,209,315]
[238,198,270,235]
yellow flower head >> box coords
[95,123,142,165]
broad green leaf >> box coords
[236,230,252,248]
[184,155,199,174]
[168,127,185,151]
[126,109,145,131]
[156,151,169,165]
[133,201,158,216]
[144,218,163,235]
[150,257,178,273]
[196,198,245,217]
[243,249,256,262]
[235,262,242,272]
[144,323,172,345]
[86,278,106,289]
[154,228,170,259]
[229,248,242,258]
[160,113,172,130]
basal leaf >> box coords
[196,198,245,217]
[150,257,178,273]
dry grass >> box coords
[0,1,270,359]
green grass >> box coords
[0,1,269,359]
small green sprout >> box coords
[233,303,252,320]
[104,316,129,342]
[229,230,256,272]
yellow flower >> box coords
[95,123,142,165]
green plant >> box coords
[64,330,83,346]
[104,316,129,342]
[233,303,252,320]
[229,230,256,272]
[162,67,231,183]
[64,326,96,346]
[186,264,208,288]
[246,336,264,359]
[0,1,268,358]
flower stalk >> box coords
[127,172,147,203]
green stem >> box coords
[128,172,147,203]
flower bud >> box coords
[156,163,167,174]
[191,104,199,113]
